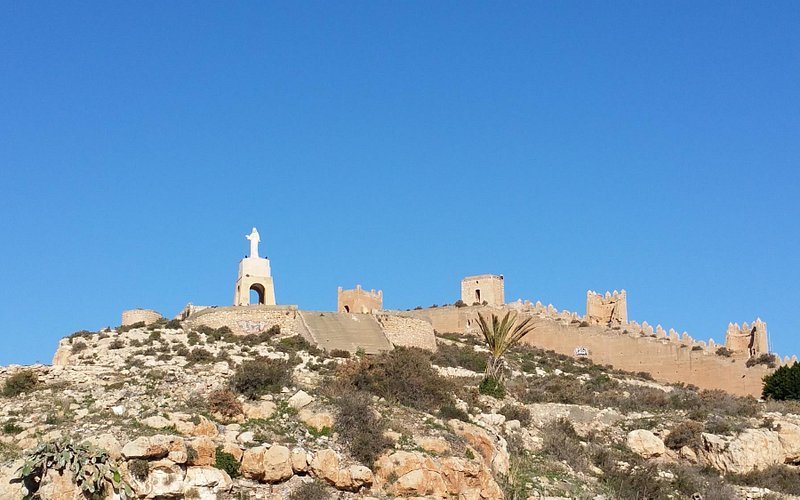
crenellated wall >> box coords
[338,285,383,313]
[586,290,627,325]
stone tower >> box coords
[234,227,276,306]
[461,274,505,306]
[338,285,383,313]
[724,319,769,358]
[586,290,628,325]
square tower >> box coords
[586,290,627,325]
[461,274,504,306]
[337,285,383,313]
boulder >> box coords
[243,401,277,420]
[221,441,243,462]
[374,450,501,498]
[291,448,308,473]
[626,429,665,459]
[288,390,314,409]
[122,436,168,459]
[143,459,185,498]
[184,466,233,499]
[414,436,451,455]
[241,446,266,480]
[776,419,800,464]
[310,448,340,485]
[447,419,509,475]
[699,430,784,474]
[299,409,334,432]
[84,433,122,461]
[142,415,172,430]
[263,445,293,483]
[191,416,219,437]
[187,437,216,466]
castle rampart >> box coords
[121,309,163,327]
[724,319,769,358]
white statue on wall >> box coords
[246,227,260,258]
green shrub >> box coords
[329,349,351,358]
[71,340,88,353]
[230,358,292,399]
[207,389,243,419]
[334,391,390,467]
[128,458,149,480]
[2,420,23,435]
[148,331,162,343]
[499,404,531,427]
[431,342,487,373]
[439,403,470,422]
[276,335,321,356]
[187,348,214,364]
[454,299,467,308]
[763,362,800,400]
[109,339,125,350]
[214,447,240,478]
[479,377,505,398]
[336,347,453,412]
[164,319,183,329]
[117,321,145,333]
[2,370,39,397]
[175,346,190,357]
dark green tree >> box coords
[762,362,800,400]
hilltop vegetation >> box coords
[0,318,799,499]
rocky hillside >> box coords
[1,319,799,499]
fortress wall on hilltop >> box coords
[375,313,437,351]
[182,305,312,341]
[121,309,163,326]
[398,305,774,397]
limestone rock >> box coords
[374,450,501,498]
[310,448,340,485]
[143,459,185,498]
[263,444,293,483]
[776,419,800,464]
[414,436,451,454]
[699,430,784,474]
[447,419,509,475]
[36,469,81,500]
[142,415,172,430]
[241,446,267,480]
[191,415,219,437]
[291,448,308,473]
[243,400,277,420]
[221,441,243,462]
[83,433,122,461]
[187,437,216,466]
[299,409,334,432]
[184,466,233,499]
[122,436,168,459]
[288,390,314,409]
[626,429,665,459]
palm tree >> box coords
[476,311,536,382]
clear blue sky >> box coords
[1,2,798,365]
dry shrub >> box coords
[336,347,453,412]
[729,464,800,495]
[431,342,487,373]
[672,465,738,500]
[230,357,292,399]
[333,390,390,467]
[499,404,531,427]
[664,421,704,449]
[540,417,587,470]
[207,389,243,419]
[2,370,39,397]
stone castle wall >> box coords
[121,309,163,326]
[182,305,310,340]
[375,313,437,351]
[586,290,627,324]
[397,303,780,397]
[461,275,504,306]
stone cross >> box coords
[246,227,260,258]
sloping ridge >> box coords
[300,311,392,354]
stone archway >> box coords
[250,283,266,305]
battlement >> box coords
[338,284,383,313]
[586,289,627,325]
[724,318,769,358]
